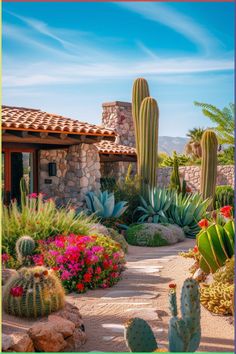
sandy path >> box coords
[2,239,234,352]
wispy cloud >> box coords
[116,2,221,54]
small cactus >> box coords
[3,266,65,318]
[16,235,35,265]
[124,317,158,352]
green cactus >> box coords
[132,78,150,173]
[170,151,181,192]
[16,235,35,265]
[124,317,158,352]
[124,280,201,352]
[168,278,201,352]
[20,177,29,206]
[139,97,159,196]
[200,130,218,209]
[3,266,65,318]
[197,221,234,274]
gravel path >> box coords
[68,238,234,352]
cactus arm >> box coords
[169,288,178,317]
[168,317,189,352]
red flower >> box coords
[52,266,59,271]
[28,193,38,199]
[113,264,119,271]
[83,273,92,283]
[220,206,233,219]
[198,219,209,229]
[103,260,110,269]
[95,266,102,274]
[193,245,198,253]
[169,283,176,289]
[10,286,24,297]
[76,283,85,292]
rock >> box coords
[64,328,86,351]
[28,323,67,352]
[2,334,14,351]
[48,315,75,337]
[54,303,85,330]
[2,269,18,286]
[10,333,35,352]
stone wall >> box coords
[157,165,234,191]
[39,144,100,207]
[102,102,135,147]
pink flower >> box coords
[28,193,38,199]
[61,270,72,280]
[2,253,10,264]
[33,254,44,266]
[95,266,102,274]
[10,286,24,297]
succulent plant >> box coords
[214,185,234,210]
[139,97,159,196]
[124,279,201,352]
[168,279,201,352]
[197,220,234,273]
[85,190,128,219]
[136,187,173,223]
[16,235,36,265]
[132,78,150,174]
[200,130,218,209]
[169,151,187,195]
[3,266,65,318]
[167,193,210,238]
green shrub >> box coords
[214,185,234,209]
[100,177,116,192]
[2,193,96,256]
[126,223,185,247]
[107,228,129,253]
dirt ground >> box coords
[2,239,234,352]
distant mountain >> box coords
[158,136,189,155]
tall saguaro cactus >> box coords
[132,78,150,174]
[139,97,159,195]
[132,78,159,196]
[200,130,218,209]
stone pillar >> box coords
[102,101,135,147]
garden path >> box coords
[70,239,234,353]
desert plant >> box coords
[200,130,218,209]
[136,187,173,223]
[160,153,191,167]
[16,235,35,266]
[217,146,235,165]
[167,193,210,238]
[107,228,129,253]
[214,185,234,209]
[3,266,65,318]
[185,127,205,159]
[2,193,96,256]
[100,177,116,193]
[197,220,234,274]
[124,279,201,352]
[194,102,234,146]
[85,190,128,219]
[169,151,187,195]
[132,78,150,173]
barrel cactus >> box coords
[3,266,65,318]
[200,130,218,209]
[16,235,35,265]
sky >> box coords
[2,2,234,137]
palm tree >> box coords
[185,127,205,158]
[194,101,234,145]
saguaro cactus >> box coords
[132,78,150,172]
[3,266,65,318]
[200,130,218,208]
[16,235,35,266]
[139,97,159,196]
[168,279,201,352]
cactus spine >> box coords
[168,279,201,352]
[139,97,159,196]
[16,235,35,265]
[3,266,65,318]
[132,78,150,174]
[200,130,218,209]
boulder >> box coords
[10,333,35,352]
[2,334,14,351]
[64,328,86,351]
[28,323,67,352]
[48,315,75,337]
[54,303,85,330]
[126,223,185,247]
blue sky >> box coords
[2,2,234,137]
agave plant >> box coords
[167,193,211,238]
[85,190,128,218]
[136,187,174,223]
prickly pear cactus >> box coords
[3,266,65,318]
[16,235,35,265]
[124,317,158,352]
[168,279,201,352]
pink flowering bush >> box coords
[36,234,125,293]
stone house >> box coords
[2,102,136,206]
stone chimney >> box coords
[102,101,135,147]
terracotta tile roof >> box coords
[1,105,116,137]
[96,140,136,156]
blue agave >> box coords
[85,190,128,218]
